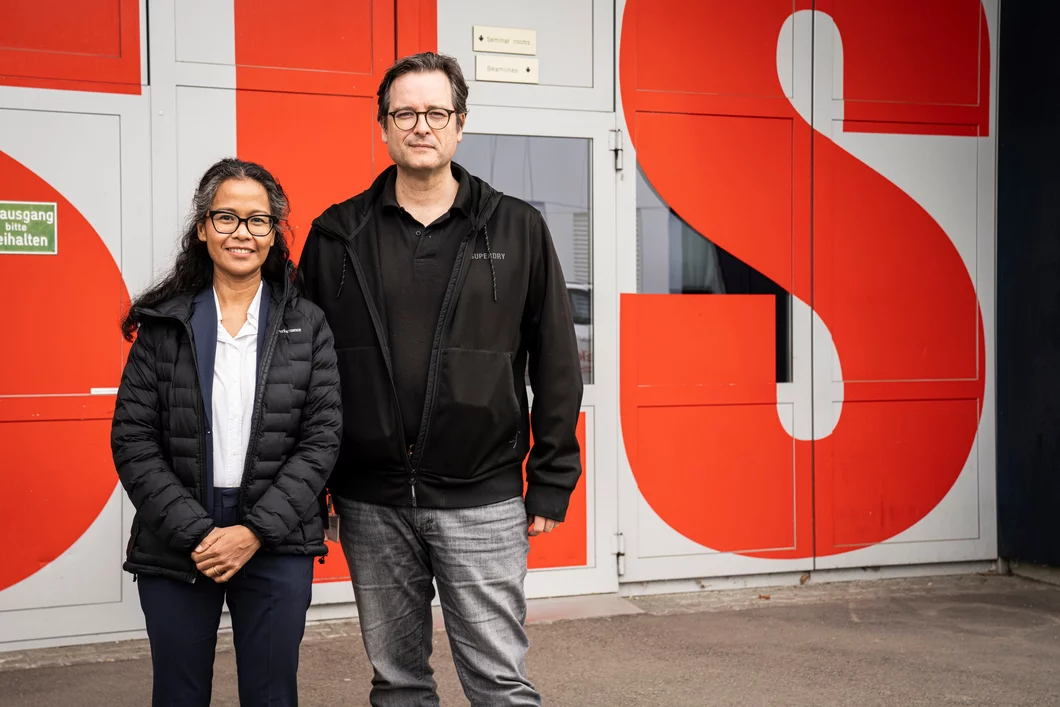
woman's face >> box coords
[197,178,276,282]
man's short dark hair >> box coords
[376,52,469,128]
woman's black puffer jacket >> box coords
[111,277,342,583]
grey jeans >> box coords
[334,496,540,707]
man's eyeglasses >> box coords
[207,210,276,237]
[388,109,459,131]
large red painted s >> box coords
[620,0,989,558]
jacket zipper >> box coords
[408,223,480,471]
[237,265,292,517]
[184,320,209,519]
[411,188,498,473]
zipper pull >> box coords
[408,444,417,507]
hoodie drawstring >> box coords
[483,223,498,302]
[336,251,348,298]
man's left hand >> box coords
[192,525,262,583]
[528,516,561,537]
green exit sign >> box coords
[0,202,57,255]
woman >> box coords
[111,157,342,706]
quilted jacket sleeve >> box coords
[243,308,342,547]
[112,325,214,551]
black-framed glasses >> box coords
[208,210,276,237]
[389,108,459,131]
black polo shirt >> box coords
[378,167,473,446]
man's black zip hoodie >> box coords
[297,162,583,521]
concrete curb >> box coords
[1,573,1050,674]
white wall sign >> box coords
[472,25,537,55]
[475,55,540,84]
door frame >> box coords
[461,105,621,598]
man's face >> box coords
[382,70,464,174]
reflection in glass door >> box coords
[457,134,594,384]
[636,168,792,383]
[453,106,619,599]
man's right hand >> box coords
[528,516,560,536]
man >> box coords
[297,52,583,706]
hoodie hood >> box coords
[311,162,505,300]
[311,162,504,242]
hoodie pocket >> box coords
[335,346,401,466]
[423,348,522,479]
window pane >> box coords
[456,134,594,384]
[636,167,791,383]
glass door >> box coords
[456,105,620,598]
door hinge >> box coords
[608,129,624,171]
[612,532,626,576]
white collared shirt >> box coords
[211,282,263,489]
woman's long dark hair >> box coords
[121,158,292,341]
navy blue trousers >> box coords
[137,488,314,707]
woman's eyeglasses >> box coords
[207,210,276,237]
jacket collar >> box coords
[141,273,285,325]
[380,163,474,218]
[311,161,503,240]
